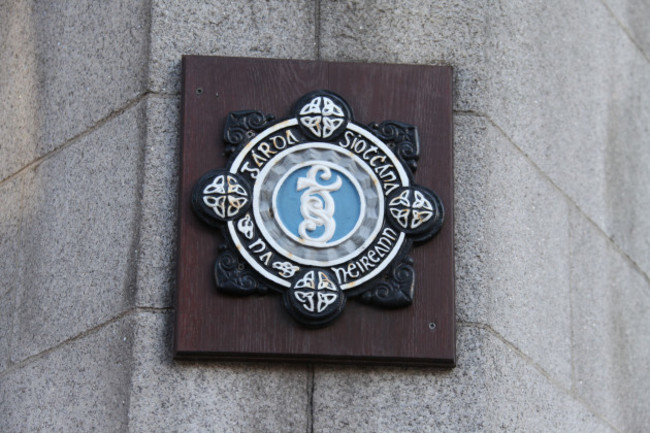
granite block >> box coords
[0,1,39,180]
[0,174,25,298]
[312,326,613,433]
[0,0,149,180]
[602,0,650,57]
[135,96,180,308]
[455,114,572,385]
[0,315,134,432]
[127,310,310,433]
[0,171,29,371]
[12,103,145,362]
[570,207,650,432]
[149,0,317,94]
[0,289,16,372]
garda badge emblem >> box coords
[192,90,444,327]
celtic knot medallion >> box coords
[295,92,351,140]
[298,96,346,138]
[192,169,252,227]
[285,269,345,326]
[191,90,444,327]
[202,173,249,219]
[386,186,443,242]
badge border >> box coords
[191,88,444,327]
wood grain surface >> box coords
[175,56,455,366]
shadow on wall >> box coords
[0,1,40,181]
[604,30,650,431]
[604,40,650,276]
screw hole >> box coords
[196,87,203,95]
[428,322,436,331]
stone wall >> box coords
[1,1,648,431]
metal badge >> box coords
[192,90,444,327]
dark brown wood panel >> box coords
[175,56,455,366]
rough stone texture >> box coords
[0,173,29,372]
[0,1,38,180]
[0,175,25,299]
[320,0,650,277]
[11,103,145,362]
[570,207,650,432]
[320,0,488,111]
[0,0,149,181]
[0,289,16,372]
[149,0,317,94]
[601,50,650,277]
[603,0,650,58]
[313,326,613,433]
[127,311,310,433]
[135,96,180,308]
[0,315,134,433]
[454,114,572,385]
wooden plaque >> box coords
[174,56,455,366]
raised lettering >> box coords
[331,227,399,284]
[369,155,386,167]
[339,130,355,148]
[249,238,266,253]
[375,164,396,181]
[359,256,375,271]
[285,129,299,145]
[353,138,367,154]
[259,251,272,265]
[384,183,400,195]
[270,134,286,150]
[347,263,360,278]
[251,151,268,167]
[333,266,349,284]
[257,141,277,159]
[240,161,260,179]
[362,146,379,161]
[375,237,392,256]
[383,226,398,240]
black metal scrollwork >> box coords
[223,110,276,155]
[214,249,269,295]
[360,256,415,308]
[368,121,420,173]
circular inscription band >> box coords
[226,120,409,290]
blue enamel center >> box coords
[275,166,362,244]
